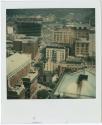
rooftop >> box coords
[12,84,25,95]
[66,56,82,63]
[46,44,67,49]
[7,53,31,76]
[6,40,13,44]
[76,38,90,43]
[54,70,96,98]
[65,23,90,29]
[22,71,38,81]
[43,23,91,30]
[14,36,39,43]
[46,46,66,49]
[15,17,43,23]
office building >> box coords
[42,25,76,45]
[15,17,42,36]
[75,38,90,57]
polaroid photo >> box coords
[1,0,102,124]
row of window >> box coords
[76,44,89,48]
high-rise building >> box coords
[44,46,69,72]
[46,46,68,63]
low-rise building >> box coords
[22,71,38,98]
[7,53,31,99]
[42,23,90,45]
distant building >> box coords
[6,26,14,35]
[13,37,39,59]
[43,14,56,22]
[76,27,89,40]
[15,17,42,36]
[66,23,90,40]
[42,23,90,45]
[7,53,31,99]
[75,38,90,57]
[6,25,15,41]
[42,25,76,45]
[53,27,76,45]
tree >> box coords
[37,89,49,99]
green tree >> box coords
[37,89,49,99]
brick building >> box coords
[7,53,31,98]
[13,37,39,59]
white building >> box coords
[42,24,76,44]
[46,46,67,63]
[44,59,56,72]
[44,46,68,72]
[7,26,14,34]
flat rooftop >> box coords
[54,70,96,98]
[7,53,31,76]
[14,36,39,43]
[46,45,67,49]
[76,38,90,43]
[22,71,38,81]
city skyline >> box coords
[6,8,95,26]
[6,8,96,99]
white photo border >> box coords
[1,0,102,123]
